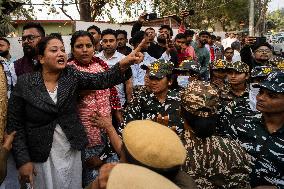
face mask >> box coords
[249,83,260,112]
[0,50,9,58]
[184,110,217,138]
[177,76,189,88]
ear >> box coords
[38,55,44,65]
[245,73,250,80]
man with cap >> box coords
[175,59,201,88]
[223,71,284,188]
[122,60,184,134]
[217,61,253,135]
[180,80,251,189]
[210,59,228,89]
[249,65,275,112]
[87,120,197,189]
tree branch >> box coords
[74,0,80,15]
[59,0,74,20]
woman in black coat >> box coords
[6,35,143,188]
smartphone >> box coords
[145,13,157,21]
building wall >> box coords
[13,22,74,36]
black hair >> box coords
[210,35,216,40]
[23,22,45,37]
[0,37,10,45]
[159,25,173,37]
[87,25,101,35]
[131,31,145,46]
[101,28,117,38]
[252,42,272,52]
[145,27,155,32]
[224,47,233,52]
[231,41,241,50]
[175,33,186,40]
[184,29,195,37]
[48,33,63,41]
[70,30,95,49]
[116,29,128,39]
[199,31,210,37]
[37,35,63,56]
[216,36,221,41]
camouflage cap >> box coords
[253,71,284,93]
[181,80,220,117]
[175,59,200,74]
[226,61,249,73]
[211,59,227,70]
[251,66,274,78]
[141,60,174,79]
[268,56,284,71]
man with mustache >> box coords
[241,40,273,70]
[11,22,45,85]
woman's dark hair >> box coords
[37,35,63,56]
[36,35,64,71]
[70,30,95,49]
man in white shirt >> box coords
[96,29,132,107]
[130,31,156,87]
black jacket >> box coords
[7,63,132,168]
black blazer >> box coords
[7,63,132,168]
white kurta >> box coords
[32,88,82,189]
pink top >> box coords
[67,59,111,147]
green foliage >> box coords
[267,8,284,31]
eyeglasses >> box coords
[255,49,271,53]
[20,35,41,42]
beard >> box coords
[23,44,37,57]
[0,50,9,58]
[157,35,167,44]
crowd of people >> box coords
[0,14,283,189]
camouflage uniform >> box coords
[210,59,230,98]
[122,60,184,134]
[217,61,253,135]
[268,56,284,72]
[180,81,252,189]
[225,72,284,188]
[175,59,201,89]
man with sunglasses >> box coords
[10,22,45,86]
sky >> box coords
[29,0,284,21]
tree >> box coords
[267,8,284,32]
[0,0,26,37]
[151,0,250,31]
